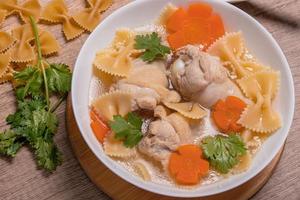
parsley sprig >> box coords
[201,134,247,174]
[109,113,143,148]
[0,17,72,172]
[134,32,171,62]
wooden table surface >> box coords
[0,0,299,199]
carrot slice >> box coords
[166,4,225,50]
[166,7,188,33]
[212,96,247,133]
[167,29,186,49]
[183,18,211,48]
[168,145,209,185]
[209,13,225,42]
[90,110,110,143]
[187,3,213,19]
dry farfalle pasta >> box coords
[0,31,15,53]
[41,0,84,40]
[73,0,112,32]
[94,29,141,77]
[92,91,133,122]
[237,70,281,133]
[38,31,60,56]
[10,24,60,63]
[207,32,268,79]
[11,24,35,62]
[103,133,137,158]
[163,102,207,120]
[0,66,14,84]
[0,52,11,79]
[0,0,41,24]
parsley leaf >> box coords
[134,32,171,62]
[14,67,43,100]
[0,130,23,157]
[46,63,72,94]
[201,134,247,174]
[6,98,62,171]
[109,113,143,148]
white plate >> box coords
[71,0,295,197]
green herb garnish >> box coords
[109,112,143,148]
[0,17,72,172]
[201,134,247,174]
[134,32,171,62]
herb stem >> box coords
[29,16,50,109]
[50,94,67,113]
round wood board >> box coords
[66,98,284,200]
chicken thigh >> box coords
[170,45,244,108]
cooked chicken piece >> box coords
[170,45,243,107]
[111,82,160,111]
[165,113,192,144]
[110,59,181,110]
[138,120,180,163]
[194,79,244,108]
[154,105,168,118]
[139,110,193,164]
[125,60,169,88]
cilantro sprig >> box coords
[134,32,171,62]
[201,134,247,174]
[109,112,143,148]
[0,17,72,172]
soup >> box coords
[88,2,281,187]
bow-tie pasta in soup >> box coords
[88,2,282,187]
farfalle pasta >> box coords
[41,0,84,40]
[0,52,10,79]
[11,24,35,62]
[207,32,268,79]
[39,31,60,56]
[92,91,133,122]
[237,71,281,133]
[0,31,15,53]
[94,29,140,77]
[133,161,151,181]
[0,0,41,24]
[0,66,13,84]
[104,133,137,158]
[10,24,60,63]
[156,3,177,26]
[72,0,112,32]
[163,102,207,119]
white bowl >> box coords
[71,0,295,197]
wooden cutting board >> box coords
[66,98,284,200]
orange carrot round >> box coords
[90,109,110,143]
[167,29,186,49]
[166,7,188,33]
[187,3,213,19]
[212,96,247,133]
[168,145,209,185]
[166,4,225,50]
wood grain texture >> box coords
[0,0,299,200]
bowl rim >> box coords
[71,0,295,197]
